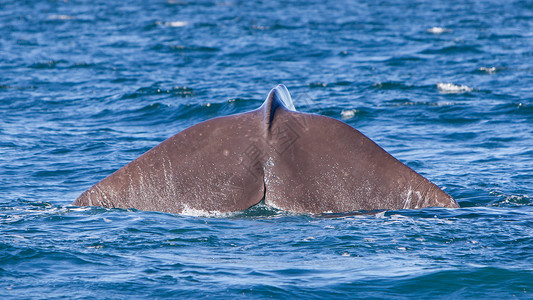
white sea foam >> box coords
[180,205,222,217]
[341,109,358,120]
[479,67,497,74]
[68,206,93,212]
[436,82,473,94]
[179,204,243,217]
[165,21,188,27]
[427,27,452,34]
[375,211,386,218]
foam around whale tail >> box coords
[75,85,458,214]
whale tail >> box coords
[74,85,458,214]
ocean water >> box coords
[1,0,532,298]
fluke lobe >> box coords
[74,85,459,214]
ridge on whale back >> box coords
[74,84,459,214]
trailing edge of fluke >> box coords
[74,85,459,214]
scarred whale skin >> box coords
[73,85,459,214]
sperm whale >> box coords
[73,85,459,214]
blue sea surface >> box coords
[1,0,532,298]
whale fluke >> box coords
[74,85,459,214]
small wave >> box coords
[166,45,219,53]
[308,82,327,88]
[339,50,349,56]
[306,81,352,89]
[70,62,96,69]
[251,25,269,31]
[384,98,456,107]
[341,109,358,120]
[436,83,473,94]
[122,85,194,99]
[373,81,413,90]
[163,21,188,27]
[427,27,452,34]
[155,20,188,27]
[479,67,496,74]
[48,15,76,21]
[166,0,188,4]
[29,60,67,69]
[385,56,425,66]
[421,45,482,55]
[16,39,38,46]
[477,67,503,74]
[490,195,532,207]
